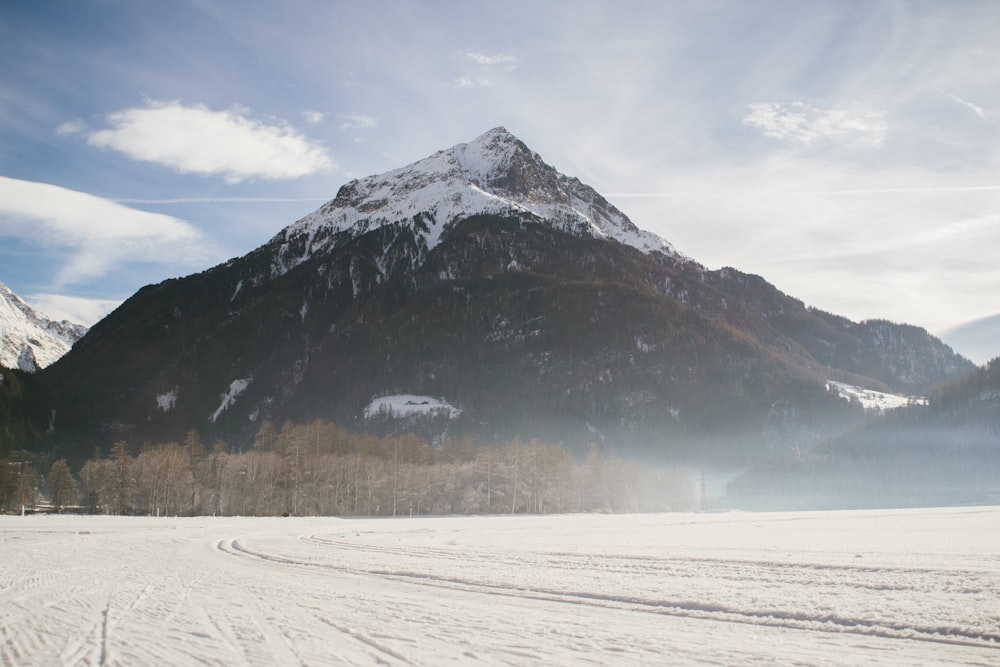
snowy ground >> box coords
[2,508,998,666]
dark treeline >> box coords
[3,420,695,516]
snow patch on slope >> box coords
[211,378,252,422]
[827,381,925,412]
[157,388,179,412]
[364,394,461,419]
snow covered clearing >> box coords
[364,394,461,419]
[2,507,998,666]
[827,380,925,411]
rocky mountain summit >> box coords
[269,127,676,279]
[0,282,87,372]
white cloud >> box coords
[743,102,887,149]
[466,52,516,66]
[0,176,211,287]
[25,293,120,327]
[338,113,377,131]
[86,100,333,183]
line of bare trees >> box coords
[10,420,696,516]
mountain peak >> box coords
[271,128,678,275]
[0,282,88,371]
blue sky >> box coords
[1,1,998,347]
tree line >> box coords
[3,419,695,516]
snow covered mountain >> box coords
[30,128,973,464]
[269,127,678,276]
[0,282,87,372]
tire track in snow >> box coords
[217,531,1000,651]
[313,615,415,666]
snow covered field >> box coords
[2,508,998,666]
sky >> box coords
[1,1,998,352]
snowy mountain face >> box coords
[269,127,679,276]
[0,282,87,371]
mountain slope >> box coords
[34,128,973,465]
[730,358,1000,509]
[0,282,87,372]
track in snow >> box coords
[2,509,999,666]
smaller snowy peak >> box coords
[0,282,88,371]
[270,127,679,274]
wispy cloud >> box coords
[114,196,328,205]
[303,110,326,125]
[25,292,121,327]
[743,102,887,149]
[609,185,1000,198]
[86,100,333,183]
[338,113,377,131]
[452,51,516,88]
[0,176,212,287]
[465,52,516,66]
[453,75,492,88]
[55,119,87,136]
[944,92,986,119]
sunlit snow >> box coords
[271,128,678,277]
[210,378,252,422]
[156,388,178,412]
[0,282,86,370]
[1,508,998,666]
[827,380,925,411]
[364,394,461,419]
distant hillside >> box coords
[730,358,1000,509]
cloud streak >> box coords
[25,292,121,327]
[86,100,333,183]
[743,102,887,148]
[0,176,212,287]
[114,196,328,205]
[465,52,516,66]
[944,92,986,119]
[338,113,377,131]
